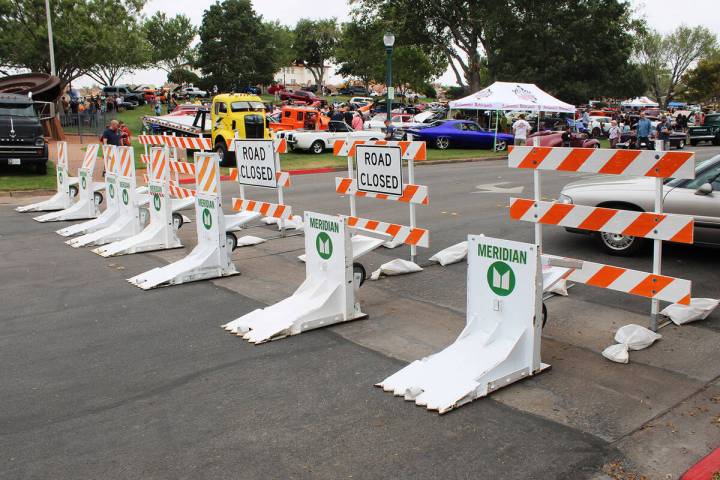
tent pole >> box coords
[493,109,498,151]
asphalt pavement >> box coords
[2,144,719,479]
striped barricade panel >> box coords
[150,148,168,181]
[138,134,168,146]
[118,148,133,177]
[195,155,218,195]
[163,136,213,150]
[103,145,116,173]
[227,137,288,152]
[231,198,291,219]
[82,144,99,169]
[508,146,695,179]
[344,215,429,248]
[56,141,68,168]
[140,154,149,164]
[228,168,291,186]
[169,184,195,199]
[553,256,691,305]
[169,161,196,176]
[335,177,429,205]
[333,139,427,161]
[509,198,694,244]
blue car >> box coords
[405,120,514,151]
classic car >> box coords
[688,113,720,146]
[526,130,600,148]
[405,120,514,151]
[617,130,687,150]
[279,90,320,103]
[558,156,720,255]
[278,120,381,154]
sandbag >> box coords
[602,343,629,364]
[370,259,423,280]
[602,324,662,364]
[237,235,266,247]
[546,278,568,296]
[660,298,719,325]
[429,241,468,266]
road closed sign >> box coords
[233,139,277,188]
[355,145,403,196]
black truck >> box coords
[0,93,48,174]
[688,113,720,146]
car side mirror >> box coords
[231,120,236,130]
[695,182,713,196]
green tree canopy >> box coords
[683,52,720,104]
[196,0,280,91]
[292,18,339,89]
[0,0,145,87]
[143,12,197,73]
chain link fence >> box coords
[58,110,117,141]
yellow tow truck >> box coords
[142,93,271,166]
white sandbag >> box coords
[298,253,306,262]
[546,278,568,296]
[370,259,423,280]
[283,214,304,231]
[429,241,468,266]
[237,235,266,247]
[615,324,662,350]
[660,298,719,325]
[382,236,404,249]
[602,343,629,364]
[261,216,278,225]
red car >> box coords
[527,130,600,148]
[279,89,320,103]
[268,84,285,95]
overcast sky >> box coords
[75,0,720,88]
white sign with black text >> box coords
[355,145,403,196]
[233,139,277,188]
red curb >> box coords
[681,447,720,480]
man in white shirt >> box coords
[512,114,531,146]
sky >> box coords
[74,0,720,88]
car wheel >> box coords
[713,138,720,146]
[677,139,685,149]
[93,192,103,205]
[436,137,450,149]
[690,140,698,146]
[495,140,508,151]
[310,140,325,154]
[592,127,601,138]
[597,231,644,256]
[215,141,233,167]
[172,212,183,230]
[69,185,79,197]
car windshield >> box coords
[0,103,35,116]
[665,158,719,187]
[231,101,265,112]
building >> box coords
[273,64,339,88]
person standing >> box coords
[636,112,652,149]
[512,114,531,146]
[99,120,122,146]
[351,112,363,131]
[118,121,131,146]
[608,120,621,148]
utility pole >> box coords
[45,0,56,76]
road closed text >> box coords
[355,145,402,196]
[234,140,277,188]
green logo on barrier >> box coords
[122,188,129,205]
[153,194,161,211]
[202,208,212,230]
[58,171,63,184]
[487,261,516,296]
[109,183,115,198]
[316,232,333,260]
[81,176,86,189]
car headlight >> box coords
[35,137,45,146]
[558,193,573,204]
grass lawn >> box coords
[0,162,56,192]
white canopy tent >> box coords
[620,96,659,108]
[448,81,576,149]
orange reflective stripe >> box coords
[669,221,694,244]
[539,203,574,225]
[556,148,594,172]
[622,212,663,238]
[585,265,625,288]
[203,162,216,192]
[509,198,534,219]
[645,152,693,178]
[577,208,617,232]
[385,224,401,237]
[405,228,425,245]
[365,220,380,230]
[598,149,640,175]
[629,274,674,299]
[516,146,551,169]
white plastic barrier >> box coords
[16,142,74,212]
[93,147,182,256]
[128,152,237,289]
[58,145,120,237]
[223,211,365,343]
[34,145,101,222]
[378,235,547,414]
[67,146,142,248]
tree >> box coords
[143,12,197,74]
[352,0,645,102]
[683,53,720,104]
[0,0,145,88]
[85,17,150,86]
[196,0,281,91]
[168,68,201,86]
[292,18,339,90]
[636,25,717,106]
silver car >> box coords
[558,156,720,255]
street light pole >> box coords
[45,0,56,76]
[383,32,395,134]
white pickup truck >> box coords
[278,120,381,154]
[179,86,207,99]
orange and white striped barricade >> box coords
[70,146,143,248]
[227,137,294,233]
[378,235,546,413]
[17,142,74,212]
[94,147,182,257]
[35,144,102,222]
[332,138,429,262]
[128,152,238,289]
[223,211,367,343]
[508,144,696,329]
[59,145,122,237]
